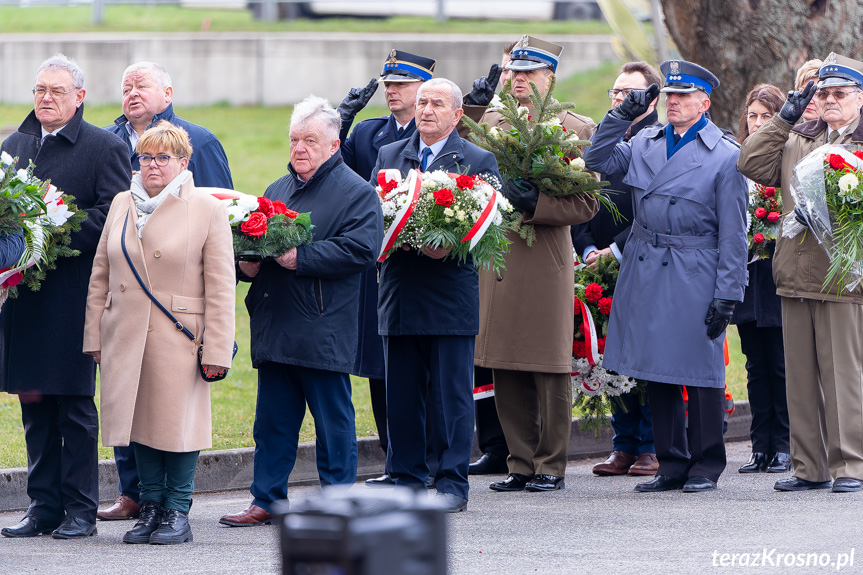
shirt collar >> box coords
[418,137,447,164]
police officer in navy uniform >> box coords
[585,60,748,493]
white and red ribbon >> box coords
[376,169,403,190]
[473,383,495,400]
[461,186,499,250]
[378,169,422,262]
[576,298,600,366]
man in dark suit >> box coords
[373,78,501,512]
[0,53,132,539]
[571,61,662,479]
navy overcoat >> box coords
[372,129,501,336]
[584,113,748,388]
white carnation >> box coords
[838,172,859,197]
[235,193,259,213]
[569,157,586,171]
[0,151,13,167]
[443,207,454,217]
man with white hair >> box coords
[373,78,501,512]
[106,61,232,188]
[219,96,383,527]
[98,61,234,522]
[0,53,131,539]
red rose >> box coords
[598,297,613,315]
[584,282,603,303]
[455,174,476,190]
[753,233,765,244]
[762,187,776,198]
[380,179,398,193]
[597,337,606,354]
[257,196,275,218]
[754,207,767,219]
[433,188,455,207]
[572,339,586,358]
[562,126,567,132]
[829,154,849,170]
[272,200,288,215]
[240,212,268,237]
[767,211,780,223]
[284,209,299,219]
[854,150,863,161]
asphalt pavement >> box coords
[1,440,860,575]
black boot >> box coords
[122,500,164,544]
[149,508,193,545]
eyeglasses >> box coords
[607,87,644,99]
[138,154,184,167]
[31,86,77,99]
[814,89,862,101]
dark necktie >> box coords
[828,130,840,144]
[397,127,404,137]
[673,132,682,145]
[421,147,433,171]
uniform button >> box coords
[119,284,126,292]
[147,324,153,332]
[662,261,668,266]
[798,252,802,256]
[638,255,644,261]
[666,229,671,234]
[669,198,677,205]
[263,293,269,298]
[154,250,161,258]
[645,194,651,199]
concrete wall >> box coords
[0,32,615,106]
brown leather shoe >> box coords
[218,504,272,527]
[96,495,140,521]
[592,451,637,476]
[628,452,659,476]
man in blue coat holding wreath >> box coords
[584,60,748,493]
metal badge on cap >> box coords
[380,49,436,83]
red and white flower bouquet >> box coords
[746,181,782,260]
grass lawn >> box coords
[0,63,750,469]
[0,6,611,35]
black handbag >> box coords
[120,210,237,382]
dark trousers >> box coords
[737,322,789,454]
[114,444,141,502]
[368,377,388,455]
[474,366,508,458]
[250,362,358,512]
[647,381,727,482]
[20,394,99,523]
[610,391,654,455]
[134,444,198,513]
[384,335,474,500]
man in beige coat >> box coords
[475,36,599,493]
[738,53,863,493]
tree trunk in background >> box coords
[659,0,863,131]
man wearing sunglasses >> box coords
[739,53,863,494]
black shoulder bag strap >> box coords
[120,210,197,344]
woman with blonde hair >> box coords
[84,120,235,545]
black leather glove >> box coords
[778,80,816,124]
[705,298,736,340]
[609,83,660,122]
[503,178,540,214]
[463,64,503,107]
[337,78,379,139]
[794,205,809,227]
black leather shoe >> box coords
[469,453,509,475]
[123,500,164,544]
[525,474,565,492]
[832,477,863,493]
[51,516,97,539]
[682,476,717,492]
[1,515,62,538]
[365,474,395,488]
[489,473,534,492]
[149,509,193,545]
[766,452,792,473]
[738,452,769,473]
[634,474,685,492]
[774,476,832,491]
[433,492,467,513]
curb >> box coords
[0,401,752,512]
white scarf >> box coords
[130,170,191,237]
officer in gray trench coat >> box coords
[584,60,748,493]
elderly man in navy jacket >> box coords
[219,96,383,527]
[372,78,501,512]
[584,60,748,493]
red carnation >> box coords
[573,297,581,316]
[572,339,586,358]
[753,233,765,244]
[767,211,780,223]
[584,282,603,303]
[754,207,768,219]
[380,178,399,193]
[433,188,455,207]
[762,187,776,198]
[562,126,567,132]
[284,209,299,219]
[597,337,606,354]
[257,196,275,218]
[272,200,288,215]
[240,212,268,237]
[829,154,850,170]
[598,297,613,315]
[455,174,476,190]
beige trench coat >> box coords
[738,115,863,303]
[474,109,600,373]
[83,177,236,452]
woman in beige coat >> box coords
[83,121,235,545]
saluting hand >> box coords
[609,83,660,122]
[337,78,379,123]
[464,64,503,107]
[778,80,816,125]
